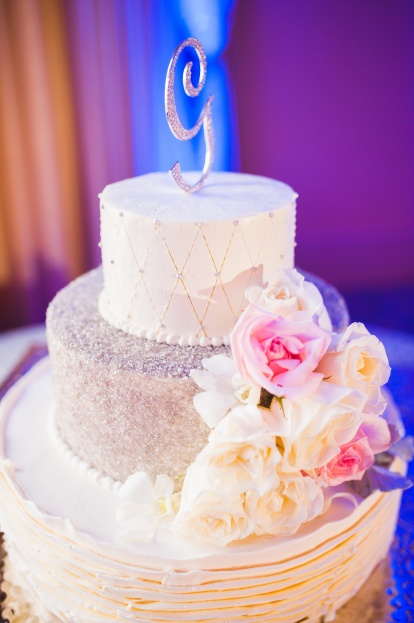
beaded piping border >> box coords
[98,293,231,347]
[49,406,123,493]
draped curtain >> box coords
[0,0,237,330]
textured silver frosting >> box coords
[46,268,348,484]
[47,269,230,484]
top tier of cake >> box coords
[99,172,297,346]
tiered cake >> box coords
[0,171,408,623]
[48,172,297,484]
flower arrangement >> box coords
[116,269,413,546]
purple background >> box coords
[1,0,413,334]
[229,1,414,293]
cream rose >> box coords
[317,322,390,415]
[174,463,253,546]
[199,405,282,496]
[270,383,366,473]
[244,472,324,536]
[246,268,332,331]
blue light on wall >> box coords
[124,0,238,176]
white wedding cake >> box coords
[0,171,410,623]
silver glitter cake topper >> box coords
[165,37,214,193]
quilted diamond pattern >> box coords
[100,204,295,343]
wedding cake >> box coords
[0,170,410,623]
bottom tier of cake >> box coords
[0,358,403,623]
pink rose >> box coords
[319,413,391,486]
[230,305,331,399]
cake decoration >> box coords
[165,37,214,192]
[115,268,413,547]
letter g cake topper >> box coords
[165,38,214,193]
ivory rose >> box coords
[246,268,332,331]
[174,463,253,546]
[198,405,282,495]
[230,305,331,399]
[244,472,324,536]
[319,413,391,486]
[270,383,366,473]
[317,323,390,415]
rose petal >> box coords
[193,391,238,428]
[118,471,154,503]
[360,413,391,454]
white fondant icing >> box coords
[99,172,297,343]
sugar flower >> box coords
[190,354,260,428]
[244,472,324,536]
[317,322,390,415]
[270,383,366,473]
[116,472,177,543]
[230,305,331,399]
[246,268,332,331]
[199,404,282,496]
[319,413,391,486]
[174,462,254,546]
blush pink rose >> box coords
[230,305,331,399]
[319,413,391,486]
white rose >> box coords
[246,268,332,331]
[244,472,324,536]
[116,472,177,543]
[174,463,253,546]
[200,405,282,495]
[270,383,365,473]
[190,355,260,428]
[317,322,390,415]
